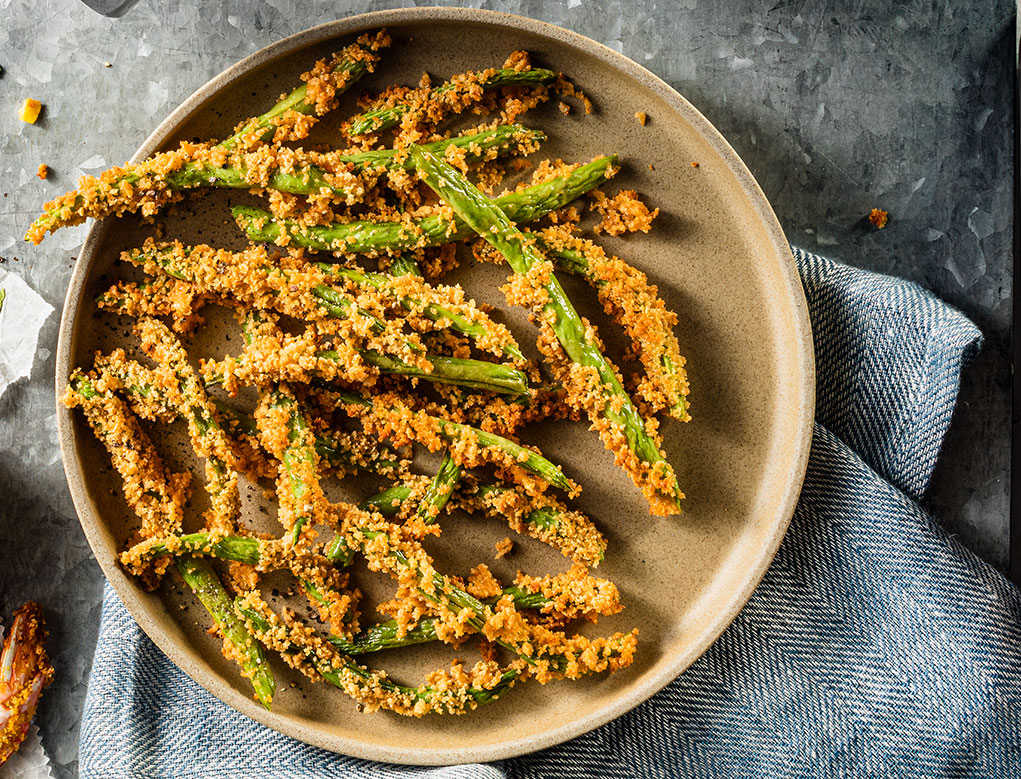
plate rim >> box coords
[55,6,815,765]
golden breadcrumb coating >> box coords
[536,226,690,421]
[63,371,190,544]
[59,40,666,717]
[590,189,659,235]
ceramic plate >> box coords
[56,7,814,764]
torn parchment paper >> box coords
[0,268,54,401]
[0,725,54,779]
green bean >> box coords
[410,145,681,514]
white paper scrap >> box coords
[0,269,54,401]
[0,725,55,779]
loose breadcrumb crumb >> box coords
[495,537,514,558]
[554,76,593,115]
[466,564,503,599]
[36,164,48,180]
[634,112,647,126]
[590,189,659,235]
[869,208,888,229]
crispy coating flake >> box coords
[589,189,659,235]
[869,207,889,229]
[97,274,211,334]
[466,564,504,599]
[515,564,622,623]
[553,75,594,115]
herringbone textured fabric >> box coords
[80,249,1021,778]
[796,249,982,500]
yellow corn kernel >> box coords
[19,98,42,124]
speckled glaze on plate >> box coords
[56,7,814,765]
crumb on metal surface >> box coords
[868,208,889,229]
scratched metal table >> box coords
[0,1,1012,776]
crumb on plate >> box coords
[495,536,514,559]
[591,189,659,235]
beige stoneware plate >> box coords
[56,7,814,764]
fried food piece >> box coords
[0,603,54,766]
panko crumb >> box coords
[634,111,647,126]
[36,164,48,180]
[466,564,503,599]
[558,101,571,116]
[590,189,659,235]
[869,208,889,229]
[503,50,532,71]
[554,76,593,115]
[494,537,514,559]
[690,161,700,168]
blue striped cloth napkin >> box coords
[79,249,1021,778]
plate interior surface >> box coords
[57,8,814,764]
